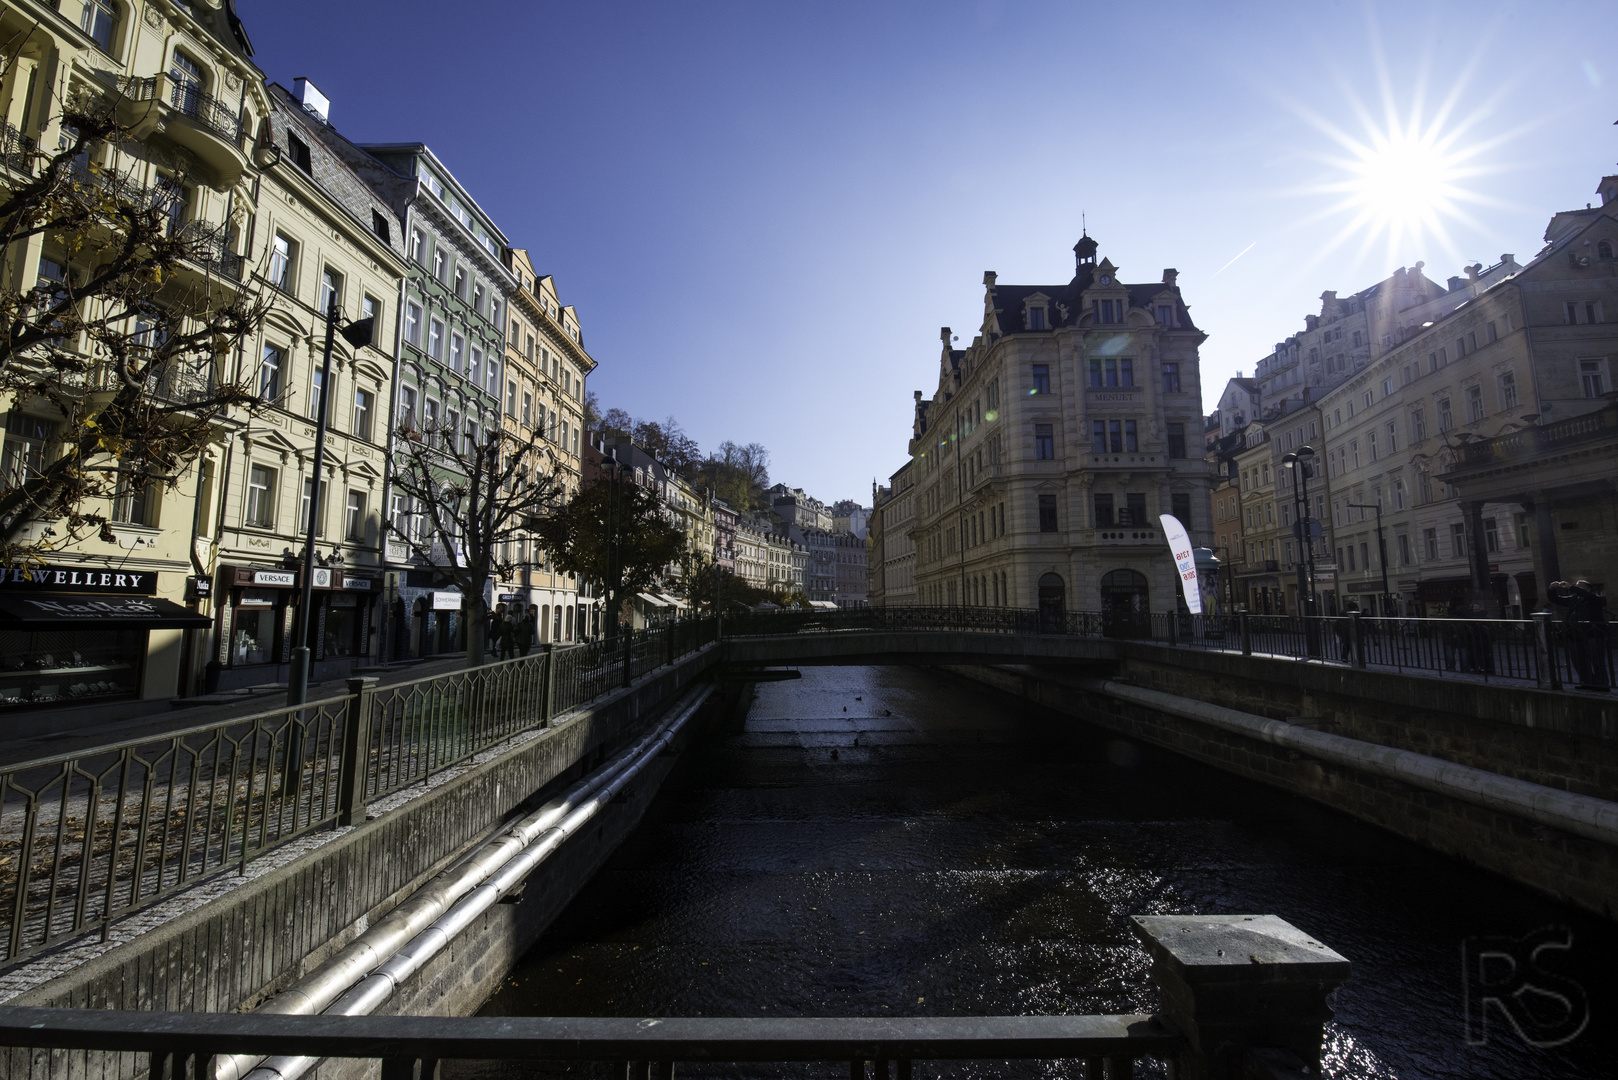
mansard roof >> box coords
[987,268,1198,333]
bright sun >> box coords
[1349,131,1458,234]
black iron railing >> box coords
[0,121,35,174]
[118,76,242,144]
[1451,404,1618,468]
[0,620,719,967]
[170,220,244,281]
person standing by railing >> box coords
[1547,580,1611,691]
[514,605,536,657]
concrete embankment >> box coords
[2,646,732,1080]
[948,660,1618,919]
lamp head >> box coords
[340,317,376,350]
[1296,444,1316,460]
[1281,453,1298,468]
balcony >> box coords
[1449,404,1618,469]
[114,75,247,189]
[0,121,35,175]
[172,220,244,281]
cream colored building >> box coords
[868,461,917,605]
[906,234,1211,627]
[498,248,595,643]
[0,0,271,713]
[204,81,406,692]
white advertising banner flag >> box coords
[1159,514,1202,614]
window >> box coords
[1484,517,1499,554]
[1424,528,1438,560]
[1436,396,1453,432]
[371,210,391,244]
[409,230,424,265]
[448,332,464,372]
[1580,359,1607,397]
[1031,364,1051,394]
[1418,470,1433,505]
[1155,305,1173,326]
[110,464,156,526]
[454,267,467,300]
[1392,478,1405,511]
[1097,298,1122,323]
[80,0,116,49]
[1026,306,1046,330]
[1171,492,1191,525]
[487,358,500,395]
[309,367,326,421]
[346,490,366,541]
[1034,424,1054,460]
[507,380,518,414]
[318,267,342,314]
[404,302,422,346]
[1093,493,1113,527]
[1350,440,1359,468]
[1515,511,1531,550]
[269,234,294,290]
[1124,419,1138,452]
[432,248,446,283]
[1,414,54,492]
[1124,493,1148,527]
[1364,391,1373,409]
[521,391,532,427]
[1397,533,1412,566]
[1586,302,1601,324]
[287,133,312,174]
[398,385,417,429]
[1410,406,1426,442]
[1450,522,1466,558]
[246,465,276,527]
[1497,371,1518,409]
[469,346,482,384]
[258,344,284,400]
[1382,378,1393,397]
[301,478,327,536]
[1167,422,1186,459]
[472,282,485,314]
[1162,362,1181,393]
[1466,384,1485,422]
[428,318,444,360]
[1383,421,1397,453]
[1599,240,1615,260]
[1368,431,1377,462]
[1039,494,1059,532]
[1486,321,1498,343]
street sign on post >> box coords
[1292,517,1324,542]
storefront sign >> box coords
[311,568,334,589]
[250,570,296,587]
[431,591,462,610]
[188,576,211,600]
[1087,390,1140,404]
[1,565,158,595]
[341,574,375,591]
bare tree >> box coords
[0,92,268,561]
[386,418,568,666]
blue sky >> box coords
[244,0,1616,505]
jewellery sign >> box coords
[1,564,158,595]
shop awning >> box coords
[808,600,839,610]
[655,593,688,609]
[635,592,670,608]
[0,593,212,629]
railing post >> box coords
[1167,612,1179,647]
[622,628,633,688]
[540,644,556,724]
[1238,612,1252,656]
[337,676,378,826]
[1532,611,1561,691]
[667,622,676,667]
[1349,611,1366,669]
[1131,914,1350,1080]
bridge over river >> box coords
[0,609,1613,1080]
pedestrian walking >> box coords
[491,603,515,662]
[1548,580,1611,691]
[515,604,536,656]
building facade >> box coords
[905,235,1211,625]
[868,462,917,606]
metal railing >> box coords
[0,121,35,174]
[118,76,243,144]
[0,620,718,968]
[171,220,245,281]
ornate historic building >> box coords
[906,234,1212,624]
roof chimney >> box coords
[983,271,997,288]
[940,326,951,345]
[1162,268,1178,288]
[294,77,330,123]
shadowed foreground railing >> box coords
[0,620,719,968]
[0,914,1350,1080]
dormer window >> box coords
[1155,305,1173,326]
[1096,299,1123,323]
[1027,306,1046,331]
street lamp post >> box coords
[1346,502,1394,617]
[1281,446,1320,657]
[287,302,375,709]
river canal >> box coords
[452,666,1616,1079]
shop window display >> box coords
[0,628,141,707]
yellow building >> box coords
[498,248,595,643]
[0,0,271,715]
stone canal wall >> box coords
[3,646,722,1080]
[949,655,1618,920]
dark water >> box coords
[456,666,1617,1079]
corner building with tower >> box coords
[905,235,1211,625]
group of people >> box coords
[489,603,538,661]
[1547,579,1611,691]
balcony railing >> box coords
[0,121,35,174]
[1451,404,1618,468]
[171,220,244,280]
[118,75,242,144]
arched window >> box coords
[170,49,206,116]
[80,0,117,51]
[1599,240,1615,261]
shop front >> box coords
[0,564,209,710]
[214,564,299,690]
[319,571,377,668]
